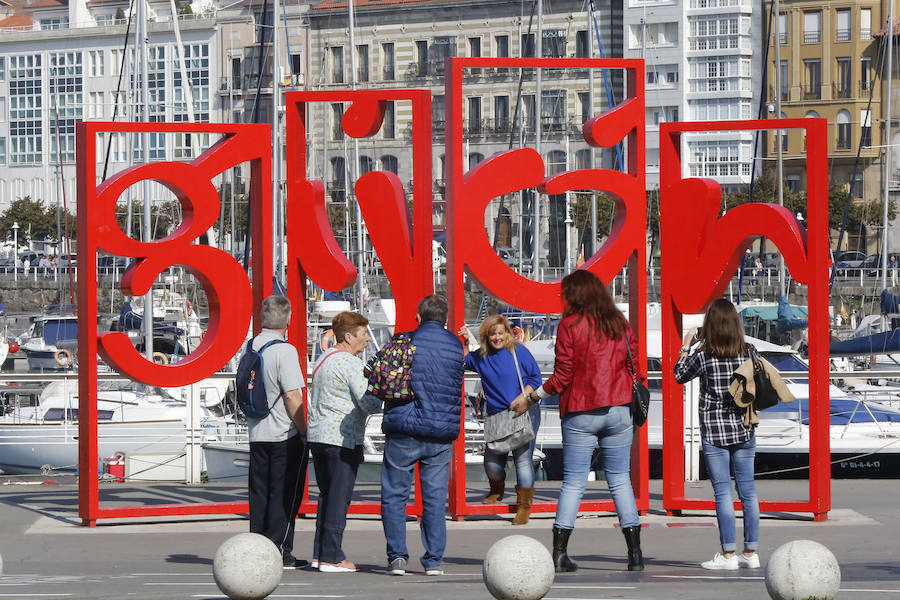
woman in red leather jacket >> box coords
[513,270,643,573]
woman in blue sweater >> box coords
[459,314,542,524]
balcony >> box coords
[803,31,821,44]
[768,85,789,102]
[803,84,821,100]
[833,82,851,99]
[836,29,851,42]
[778,32,787,44]
[861,28,872,41]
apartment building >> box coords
[764,1,882,202]
[308,0,624,271]
[625,0,762,192]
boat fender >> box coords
[321,329,336,352]
[152,351,169,365]
[54,348,73,367]
[512,326,525,344]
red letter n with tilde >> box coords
[658,119,831,520]
[76,122,273,525]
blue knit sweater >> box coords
[464,345,542,415]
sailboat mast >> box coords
[348,0,365,310]
[587,3,596,252]
[138,0,154,359]
[883,0,895,291]
[774,0,785,296]
[533,0,542,281]
[273,0,282,280]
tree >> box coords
[0,196,76,243]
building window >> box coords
[330,156,345,203]
[578,91,590,125]
[576,30,589,58]
[467,96,482,134]
[39,17,68,30]
[381,154,398,174]
[541,89,566,132]
[689,140,745,177]
[48,52,82,163]
[803,59,821,99]
[836,57,851,98]
[836,110,851,149]
[383,100,394,139]
[861,57,872,93]
[468,36,481,58]
[331,103,343,140]
[432,94,445,133]
[495,35,509,58]
[860,109,871,146]
[542,30,566,58]
[290,53,302,84]
[359,155,374,176]
[0,57,5,81]
[88,50,104,77]
[382,43,394,80]
[521,33,535,57]
[689,15,740,51]
[836,9,851,42]
[87,91,104,119]
[523,94,536,132]
[9,56,43,166]
[416,40,428,76]
[860,8,872,41]
[0,138,6,165]
[494,95,509,133]
[356,44,369,82]
[173,44,210,125]
[777,13,787,44]
[777,60,789,101]
[803,11,821,43]
[330,46,344,84]
[647,70,658,85]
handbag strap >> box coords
[312,349,348,382]
[511,345,525,395]
[625,338,639,383]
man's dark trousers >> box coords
[249,433,308,557]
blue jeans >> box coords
[484,404,542,488]
[554,405,639,530]
[381,434,452,569]
[702,437,759,553]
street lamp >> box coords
[11,222,18,282]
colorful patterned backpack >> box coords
[365,332,416,402]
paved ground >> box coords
[0,476,897,599]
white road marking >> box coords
[840,589,900,594]
[192,596,344,599]
[553,585,638,589]
[147,582,312,586]
[653,574,765,580]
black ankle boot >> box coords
[622,525,644,571]
[552,526,578,573]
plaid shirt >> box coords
[674,346,755,447]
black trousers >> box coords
[310,442,363,564]
[249,433,308,557]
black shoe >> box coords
[622,525,644,571]
[283,554,310,569]
[552,526,578,573]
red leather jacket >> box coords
[543,313,642,418]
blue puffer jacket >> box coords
[381,320,464,442]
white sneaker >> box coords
[738,553,761,569]
[388,557,407,576]
[319,560,358,573]
[310,560,319,569]
[425,567,443,576]
[701,552,739,570]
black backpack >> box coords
[235,337,287,419]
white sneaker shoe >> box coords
[701,552,739,570]
[425,567,443,576]
[738,553,761,569]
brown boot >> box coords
[482,479,505,504]
[512,486,535,525]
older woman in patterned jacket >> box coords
[308,311,382,573]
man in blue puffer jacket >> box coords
[380,294,464,577]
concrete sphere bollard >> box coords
[765,540,841,600]
[483,535,555,600]
[212,533,283,600]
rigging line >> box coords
[831,25,889,290]
[588,0,622,171]
[101,0,137,182]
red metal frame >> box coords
[658,118,830,521]
[445,57,648,518]
[76,122,273,526]
[284,89,433,516]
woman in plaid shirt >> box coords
[674,298,761,571]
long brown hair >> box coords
[700,298,747,357]
[560,270,628,340]
[477,314,516,356]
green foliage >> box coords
[0,196,76,242]
[176,1,193,15]
[115,200,182,240]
